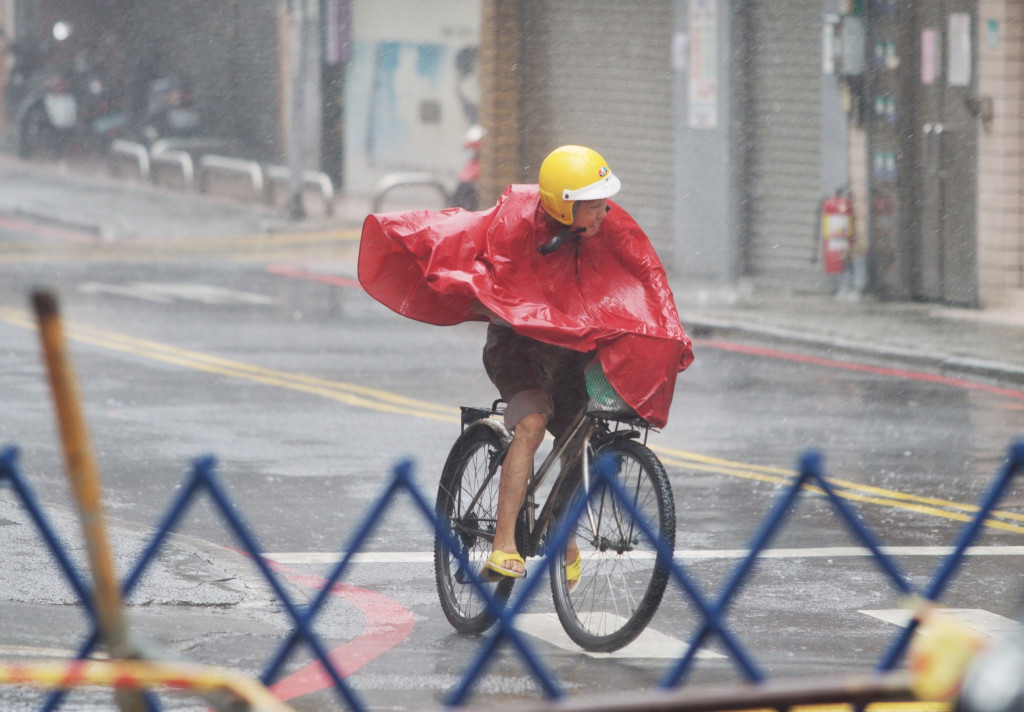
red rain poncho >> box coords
[358,184,693,427]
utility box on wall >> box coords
[839,15,866,76]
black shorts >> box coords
[482,324,591,438]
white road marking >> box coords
[265,551,436,564]
[513,613,724,660]
[78,282,273,305]
[262,550,1024,660]
[860,609,1020,640]
[263,545,1024,566]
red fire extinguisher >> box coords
[820,188,853,274]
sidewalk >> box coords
[675,289,1024,389]
[2,153,1024,390]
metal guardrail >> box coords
[148,137,234,157]
[150,147,195,191]
[198,154,266,199]
[3,436,1024,710]
[265,164,335,214]
[109,139,151,181]
[371,171,450,212]
[105,140,336,212]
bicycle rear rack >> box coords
[460,399,506,429]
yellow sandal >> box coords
[482,549,526,580]
[566,550,582,590]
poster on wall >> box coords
[345,0,480,195]
[920,28,938,85]
[688,0,718,129]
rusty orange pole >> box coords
[32,290,148,712]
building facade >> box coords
[479,0,1024,311]
[848,0,1022,309]
[2,1,1021,311]
[975,0,1023,310]
[0,0,285,160]
[343,0,480,196]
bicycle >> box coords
[433,359,676,652]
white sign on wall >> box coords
[921,28,939,85]
[688,0,718,129]
[948,12,971,87]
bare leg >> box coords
[490,412,547,575]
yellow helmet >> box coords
[538,145,621,225]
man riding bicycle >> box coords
[359,144,693,582]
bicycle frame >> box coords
[440,400,671,651]
[459,410,606,560]
[521,411,599,558]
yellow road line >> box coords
[655,449,1024,534]
[0,229,360,264]
[1,306,1015,535]
[654,442,1024,524]
[0,228,359,250]
[0,249,353,265]
[0,307,457,424]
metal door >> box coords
[743,0,822,289]
[913,0,978,305]
[518,1,675,256]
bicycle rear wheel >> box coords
[549,438,675,652]
[434,421,516,633]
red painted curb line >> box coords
[262,561,415,703]
[697,338,1024,401]
[0,215,98,243]
[266,263,361,289]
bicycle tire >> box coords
[549,437,675,652]
[434,421,516,633]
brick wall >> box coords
[977,0,1024,308]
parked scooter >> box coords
[70,51,130,150]
[4,21,79,158]
[133,74,202,148]
[450,124,483,210]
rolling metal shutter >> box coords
[519,1,675,258]
[744,0,822,289]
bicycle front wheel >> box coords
[434,421,515,634]
[550,438,675,652]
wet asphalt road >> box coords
[2,218,1024,711]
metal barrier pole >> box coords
[29,293,288,712]
[504,672,914,712]
[32,289,149,712]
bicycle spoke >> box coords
[435,422,514,633]
[550,438,675,652]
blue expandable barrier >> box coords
[2,439,1023,711]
